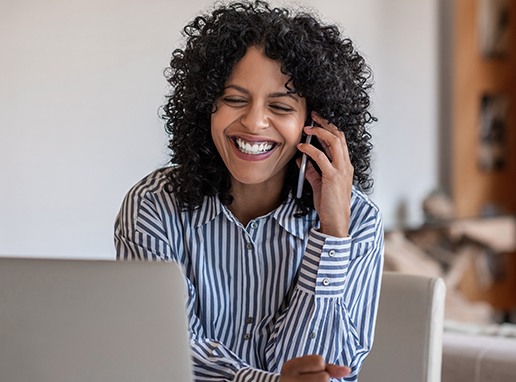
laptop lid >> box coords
[0,258,193,382]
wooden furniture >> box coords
[451,0,516,218]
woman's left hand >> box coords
[297,112,353,238]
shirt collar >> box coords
[271,196,318,240]
[190,195,316,240]
[190,196,225,228]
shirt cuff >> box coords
[297,228,352,297]
[235,367,280,382]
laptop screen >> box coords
[0,258,193,382]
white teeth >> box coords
[235,138,274,155]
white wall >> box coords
[0,0,439,259]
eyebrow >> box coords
[224,84,300,102]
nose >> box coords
[240,104,269,132]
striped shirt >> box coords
[115,168,384,382]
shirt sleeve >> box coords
[114,185,282,382]
[264,209,384,381]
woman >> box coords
[115,1,384,381]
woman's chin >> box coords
[229,168,286,189]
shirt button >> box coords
[309,332,316,339]
[246,316,254,324]
[322,278,330,286]
[243,333,251,341]
[246,243,253,250]
[250,221,258,229]
[328,250,336,257]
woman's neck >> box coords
[227,180,285,227]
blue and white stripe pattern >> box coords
[115,168,384,382]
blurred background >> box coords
[0,0,443,257]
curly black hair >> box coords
[162,0,376,214]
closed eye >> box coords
[270,104,294,113]
[223,97,247,106]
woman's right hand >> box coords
[296,113,354,239]
[280,355,351,381]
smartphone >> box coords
[296,120,314,199]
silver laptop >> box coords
[0,258,193,382]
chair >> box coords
[359,272,446,382]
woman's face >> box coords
[211,46,307,190]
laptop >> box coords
[0,257,194,382]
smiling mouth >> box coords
[232,137,277,155]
